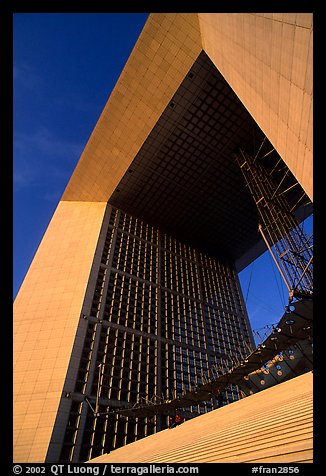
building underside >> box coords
[107,50,312,271]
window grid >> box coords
[61,207,253,462]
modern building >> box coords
[14,13,313,463]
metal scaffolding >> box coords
[81,150,314,422]
[87,298,312,418]
[235,147,313,302]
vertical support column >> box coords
[195,250,208,358]
[156,231,162,431]
[71,206,120,462]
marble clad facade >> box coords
[14,14,313,462]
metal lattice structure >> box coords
[235,145,313,302]
[91,298,313,418]
[80,147,314,424]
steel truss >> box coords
[82,144,314,421]
[235,147,313,302]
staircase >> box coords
[88,371,313,463]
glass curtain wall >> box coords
[59,205,253,462]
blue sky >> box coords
[13,13,312,340]
[14,12,150,295]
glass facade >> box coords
[59,206,254,462]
